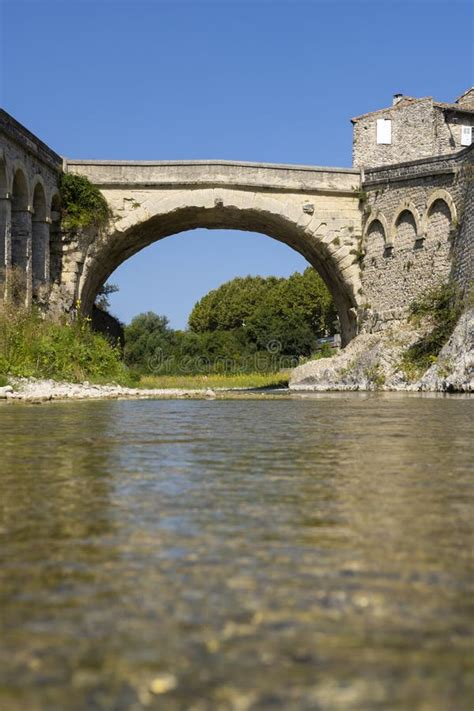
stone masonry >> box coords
[352,89,474,168]
[0,88,472,346]
[359,146,473,330]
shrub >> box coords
[401,281,463,377]
[59,173,111,230]
[0,303,132,384]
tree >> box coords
[124,268,338,373]
[188,275,280,333]
[188,268,336,356]
[95,282,119,311]
[124,312,175,369]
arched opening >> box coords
[426,199,451,245]
[49,193,62,284]
[365,219,386,264]
[0,158,8,297]
[395,210,417,251]
[32,182,49,294]
[77,202,361,347]
[11,168,31,304]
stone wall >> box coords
[359,146,473,330]
[434,108,474,156]
[352,97,474,169]
[0,110,62,305]
[452,149,474,291]
[353,98,435,168]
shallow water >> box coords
[0,395,473,710]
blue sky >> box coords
[1,0,473,327]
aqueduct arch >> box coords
[68,162,364,346]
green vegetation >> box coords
[0,267,338,389]
[353,187,368,204]
[124,269,338,375]
[401,281,463,378]
[0,304,133,384]
[364,363,386,389]
[139,372,289,390]
[95,282,120,310]
[59,173,111,230]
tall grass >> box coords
[0,303,132,384]
[138,372,290,389]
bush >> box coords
[402,282,463,377]
[59,173,110,230]
[0,304,132,384]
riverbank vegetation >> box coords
[0,304,132,384]
[401,281,464,378]
[0,268,337,388]
[139,372,290,390]
[124,269,337,376]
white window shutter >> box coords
[376,118,392,145]
[461,125,472,146]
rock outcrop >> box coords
[290,310,474,393]
[418,308,474,392]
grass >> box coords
[0,303,135,386]
[138,372,290,390]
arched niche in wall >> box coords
[392,204,421,251]
[32,179,49,292]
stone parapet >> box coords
[65,159,360,194]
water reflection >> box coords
[0,396,472,710]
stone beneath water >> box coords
[149,673,178,695]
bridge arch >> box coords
[77,188,362,345]
[11,168,30,289]
[0,155,8,287]
[32,179,48,289]
[49,192,62,284]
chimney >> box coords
[392,93,403,106]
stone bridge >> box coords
[1,107,471,348]
[65,159,363,343]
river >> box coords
[0,395,472,710]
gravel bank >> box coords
[0,378,217,403]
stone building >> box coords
[352,88,474,168]
[357,90,474,329]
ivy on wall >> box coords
[59,173,110,230]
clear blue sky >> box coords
[1,0,472,327]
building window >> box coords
[376,118,392,144]
[461,125,472,146]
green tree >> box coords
[188,275,280,332]
[124,268,338,374]
[124,312,175,370]
[188,268,336,356]
[95,282,119,311]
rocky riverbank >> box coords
[290,309,474,393]
[1,311,472,401]
[0,379,217,403]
